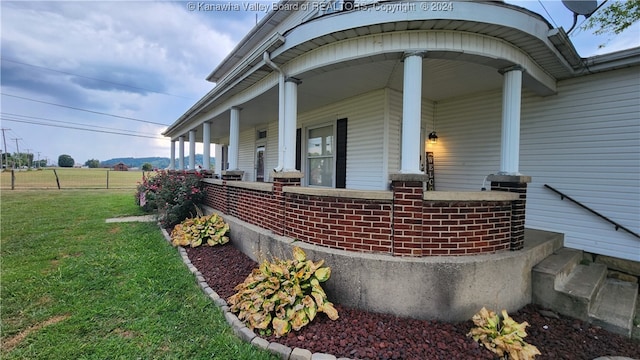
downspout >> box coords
[263,51,286,172]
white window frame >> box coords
[305,122,336,187]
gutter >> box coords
[582,47,640,73]
[207,0,295,82]
[163,33,285,138]
[548,28,584,71]
[263,51,286,172]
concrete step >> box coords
[532,247,639,338]
[556,263,607,321]
[632,296,640,342]
[589,278,639,338]
[532,248,583,309]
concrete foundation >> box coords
[207,206,563,322]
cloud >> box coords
[0,1,255,161]
[1,2,245,96]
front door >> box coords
[256,145,265,182]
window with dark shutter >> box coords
[336,118,347,188]
[296,128,301,171]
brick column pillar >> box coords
[390,173,428,256]
[271,171,303,236]
[487,174,531,250]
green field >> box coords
[0,190,277,360]
[0,168,147,190]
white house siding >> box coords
[521,67,640,261]
[237,128,256,181]
[431,90,503,191]
[265,121,280,182]
[384,89,403,181]
[298,89,387,190]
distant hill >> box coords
[101,155,214,169]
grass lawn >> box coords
[0,190,277,360]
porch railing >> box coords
[544,184,640,239]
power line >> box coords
[0,117,165,140]
[1,92,169,126]
[1,112,163,136]
[1,57,195,100]
[537,0,559,28]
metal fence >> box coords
[0,168,146,190]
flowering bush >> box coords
[136,171,163,212]
[136,170,206,228]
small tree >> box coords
[85,159,100,168]
[582,0,640,48]
[58,154,75,168]
[141,162,153,171]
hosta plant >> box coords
[467,307,541,360]
[228,247,338,337]
[170,213,229,247]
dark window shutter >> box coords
[336,118,347,188]
[295,128,301,171]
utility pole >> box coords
[25,148,32,168]
[1,128,10,170]
[37,152,41,169]
[12,138,22,169]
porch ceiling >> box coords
[198,56,503,143]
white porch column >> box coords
[202,122,211,170]
[178,135,185,170]
[188,129,196,170]
[499,65,524,175]
[169,140,176,170]
[283,77,301,171]
[214,143,223,174]
[400,51,425,174]
[228,106,241,170]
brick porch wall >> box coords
[201,175,523,257]
[227,186,275,231]
[422,201,511,255]
[285,193,393,253]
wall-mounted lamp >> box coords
[428,131,438,144]
[429,101,439,144]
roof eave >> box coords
[583,47,640,73]
[206,0,295,83]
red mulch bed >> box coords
[185,244,640,360]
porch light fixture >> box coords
[429,101,438,144]
[428,131,438,144]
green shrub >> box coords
[171,213,229,247]
[136,170,206,227]
[467,307,541,360]
[228,247,338,337]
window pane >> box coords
[308,126,333,156]
[308,158,333,186]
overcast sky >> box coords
[1,1,638,166]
